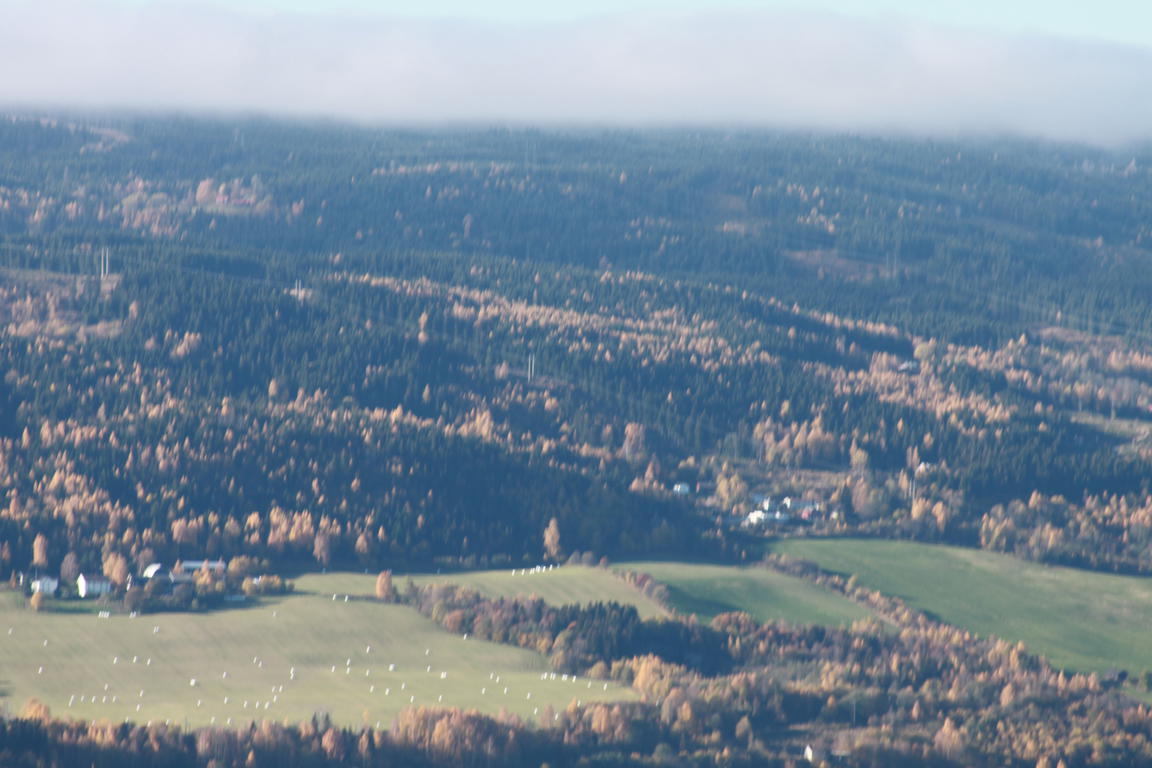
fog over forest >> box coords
[3,1,1151,144]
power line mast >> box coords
[528,353,535,384]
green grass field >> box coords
[617,561,874,626]
[773,538,1152,674]
[295,565,670,620]
[0,576,632,729]
[375,562,867,628]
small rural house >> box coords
[77,573,113,599]
[31,576,58,595]
[744,509,768,527]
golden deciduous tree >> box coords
[313,533,332,567]
[543,517,562,562]
[195,178,216,206]
[417,312,430,345]
[375,570,395,601]
[31,534,48,568]
[172,519,194,554]
[715,464,747,508]
[102,552,129,586]
[621,422,647,461]
[355,532,373,564]
[321,728,345,761]
[933,717,966,758]
[19,698,50,721]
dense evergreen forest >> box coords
[2,113,1152,583]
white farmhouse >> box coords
[77,574,113,599]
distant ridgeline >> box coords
[1,115,1152,582]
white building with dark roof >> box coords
[77,574,113,599]
[31,576,58,595]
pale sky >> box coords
[2,0,1151,144]
[106,0,1152,48]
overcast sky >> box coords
[2,0,1150,145]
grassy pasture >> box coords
[383,560,872,628]
[0,576,632,729]
[774,538,1152,674]
[295,565,670,620]
[617,561,875,626]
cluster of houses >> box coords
[26,573,113,599]
[21,559,227,600]
[143,559,227,586]
[740,494,834,530]
[668,479,843,532]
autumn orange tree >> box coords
[374,569,394,601]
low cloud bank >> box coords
[2,2,1150,144]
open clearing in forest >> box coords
[391,562,868,628]
[397,561,870,627]
[415,566,671,620]
[774,538,1152,674]
[0,574,631,729]
[617,561,875,626]
[298,565,670,620]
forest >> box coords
[2,114,1152,579]
[3,112,1152,764]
